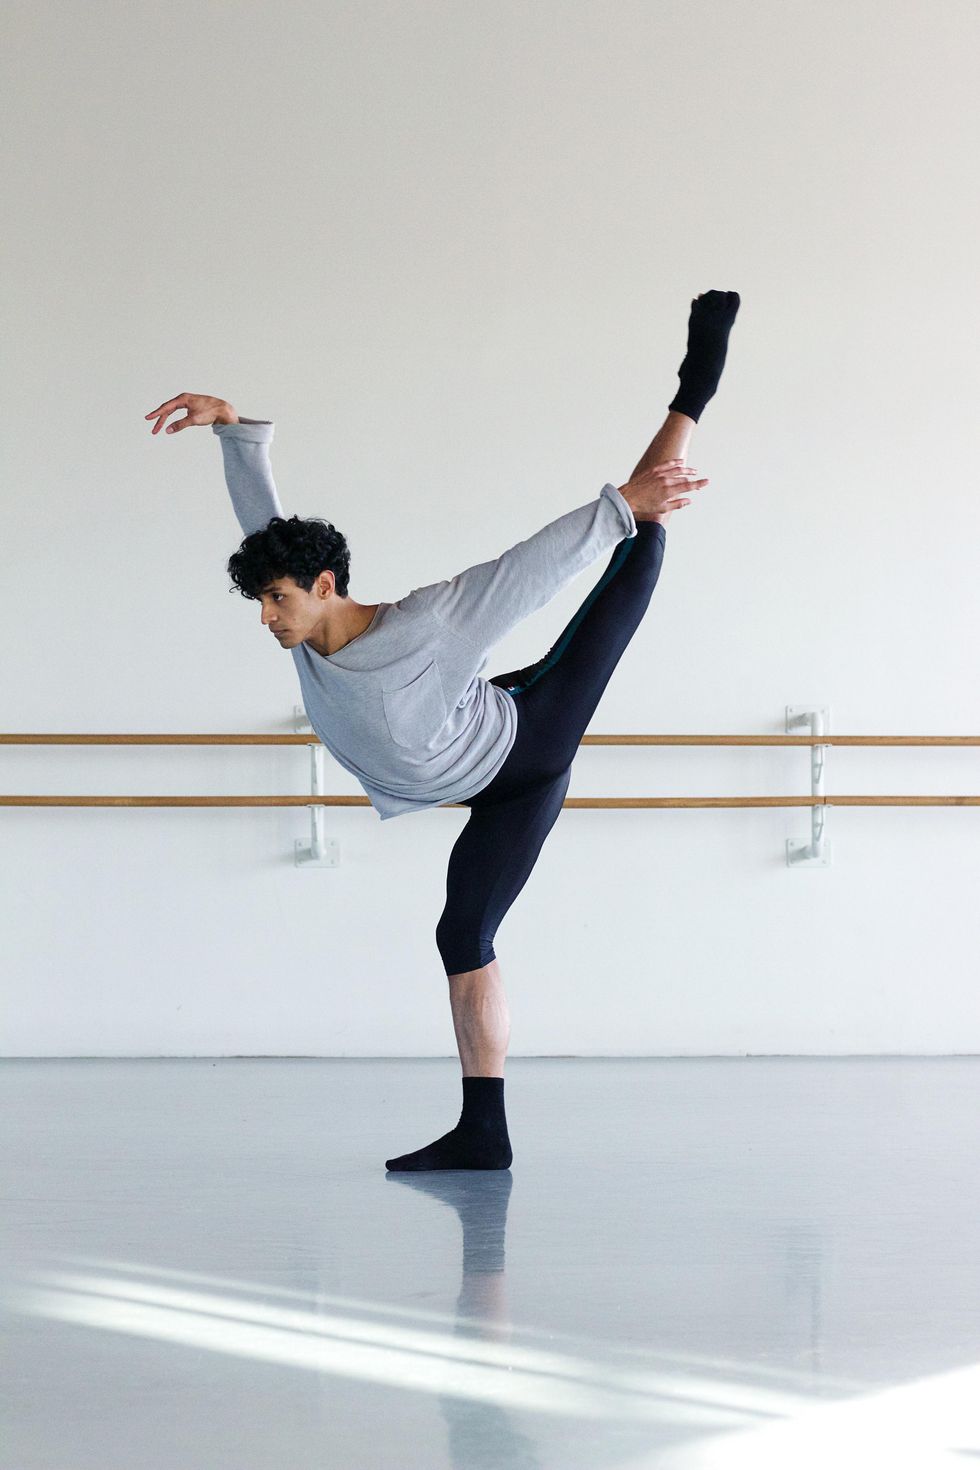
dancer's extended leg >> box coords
[629,408,694,500]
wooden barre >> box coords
[2,796,979,808]
[4,731,977,807]
[2,733,979,746]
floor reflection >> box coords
[386,1170,542,1467]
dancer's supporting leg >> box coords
[386,769,571,1171]
[385,290,740,1172]
[384,409,691,1177]
[448,960,510,1078]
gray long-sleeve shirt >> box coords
[214,418,638,820]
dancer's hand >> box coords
[144,394,237,434]
[617,460,708,523]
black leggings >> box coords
[434,520,666,975]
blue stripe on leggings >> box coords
[509,536,638,694]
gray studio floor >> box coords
[1,1057,978,1470]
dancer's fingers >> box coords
[667,484,706,505]
[145,395,186,418]
[145,395,187,432]
[651,461,698,479]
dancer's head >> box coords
[227,514,351,648]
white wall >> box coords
[2,0,978,1058]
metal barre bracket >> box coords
[292,705,340,868]
[785,705,831,868]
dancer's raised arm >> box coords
[144,393,285,536]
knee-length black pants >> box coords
[434,519,666,975]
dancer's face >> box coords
[257,573,336,649]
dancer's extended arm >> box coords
[403,485,637,655]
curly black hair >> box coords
[226,515,351,601]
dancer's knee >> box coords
[435,911,496,977]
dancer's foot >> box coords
[385,1076,513,1171]
[668,289,740,423]
[385,1124,512,1171]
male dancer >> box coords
[145,288,740,1172]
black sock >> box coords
[668,289,740,423]
[385,1076,513,1171]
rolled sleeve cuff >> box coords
[600,481,638,538]
[212,418,275,442]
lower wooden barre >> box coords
[2,795,979,808]
[2,733,980,746]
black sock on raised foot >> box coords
[385,1075,513,1171]
[668,289,741,424]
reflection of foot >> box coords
[385,1166,513,1209]
[386,1170,513,1273]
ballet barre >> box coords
[2,705,978,869]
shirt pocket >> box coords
[382,659,449,749]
